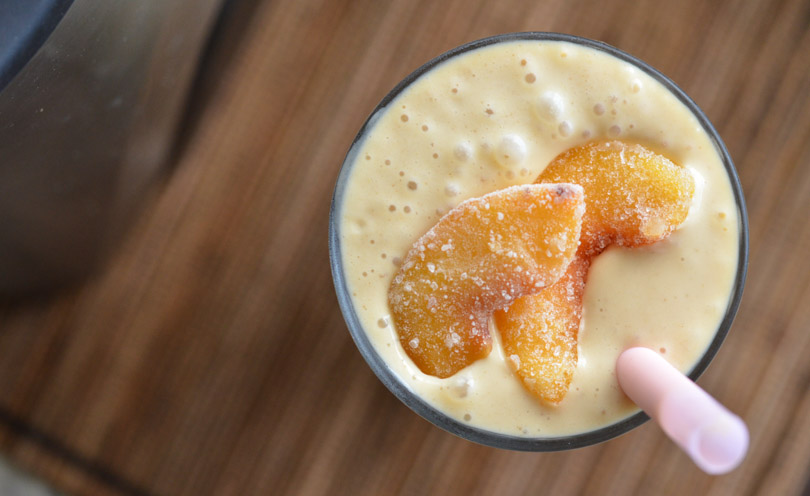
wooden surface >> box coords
[1,0,809,494]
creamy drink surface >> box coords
[337,39,740,437]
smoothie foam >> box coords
[334,36,742,439]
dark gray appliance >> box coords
[0,0,225,293]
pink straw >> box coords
[616,347,748,474]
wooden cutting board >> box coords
[0,0,808,494]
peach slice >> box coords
[498,141,694,404]
[388,184,585,378]
[538,140,695,257]
[493,257,588,404]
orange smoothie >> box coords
[331,33,746,446]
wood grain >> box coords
[1,0,809,494]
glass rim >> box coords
[328,31,749,451]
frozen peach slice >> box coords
[388,183,585,378]
[493,257,588,404]
[498,141,694,404]
[536,140,695,257]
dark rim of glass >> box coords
[328,32,749,452]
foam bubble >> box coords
[536,91,565,123]
[452,376,473,398]
[454,141,474,161]
[495,134,527,167]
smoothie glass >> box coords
[329,32,748,451]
